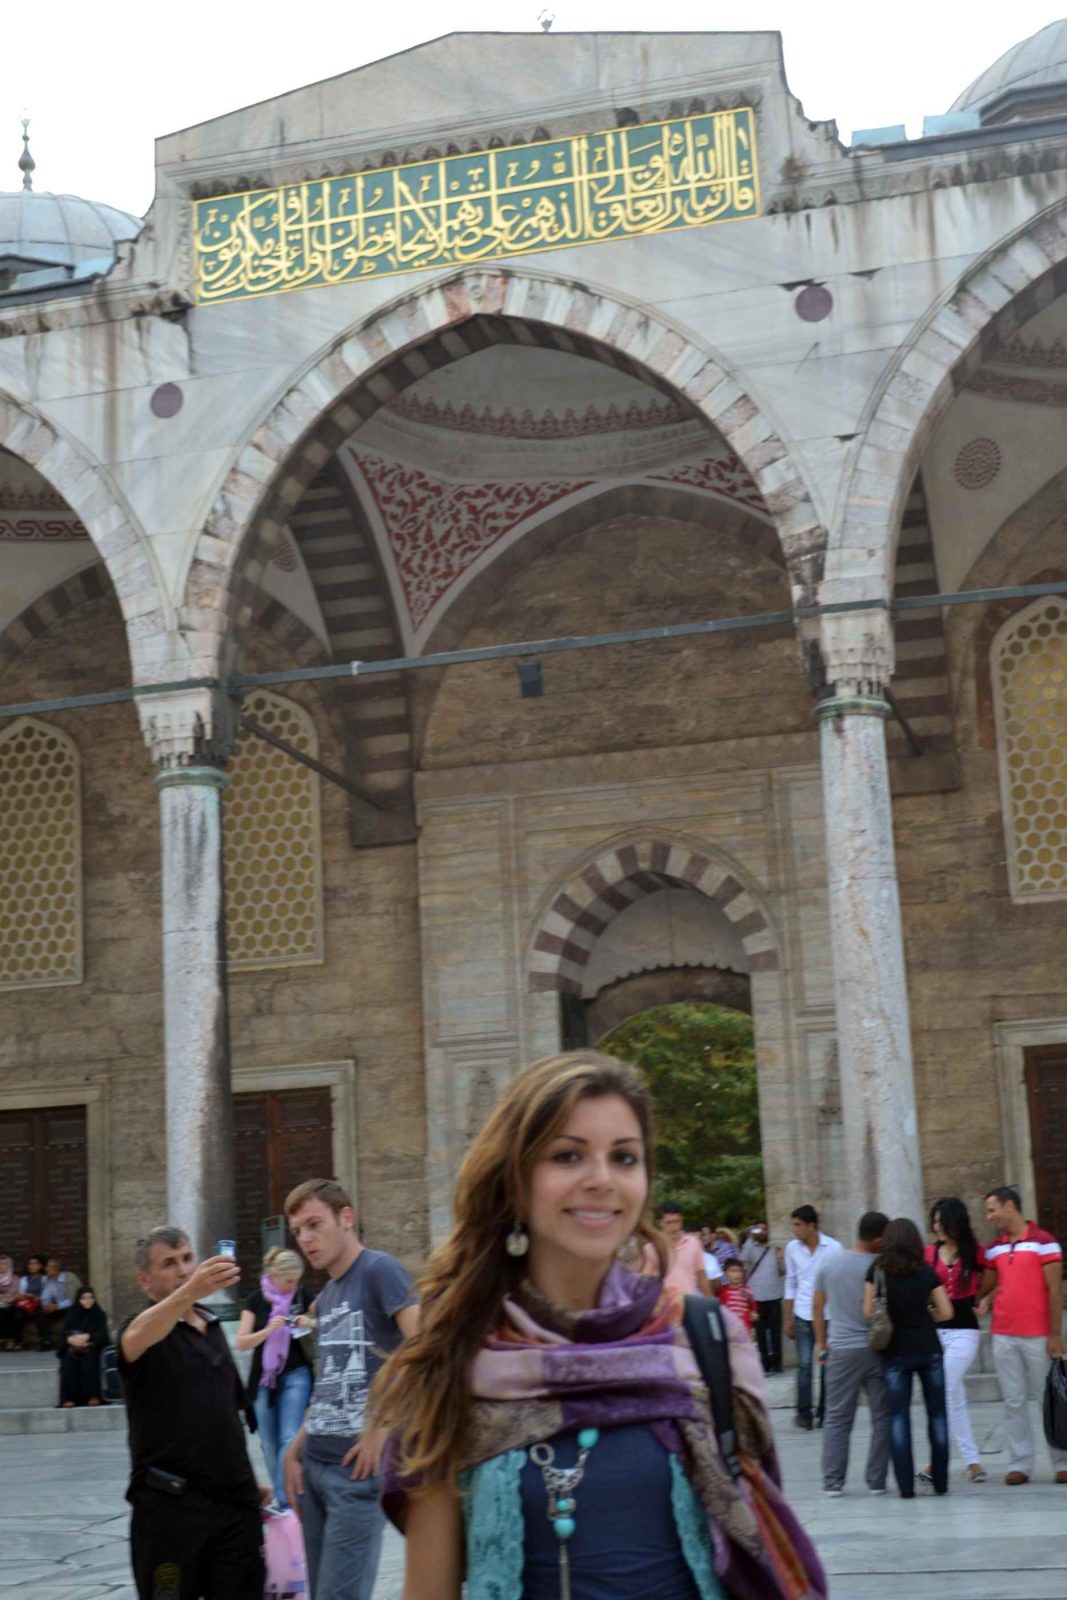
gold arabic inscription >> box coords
[194,108,759,305]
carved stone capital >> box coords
[808,604,895,704]
[138,687,236,771]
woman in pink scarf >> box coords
[0,1255,24,1350]
[236,1247,315,1509]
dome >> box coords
[950,19,1067,123]
[0,189,142,274]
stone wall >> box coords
[896,477,1067,1220]
[0,583,427,1315]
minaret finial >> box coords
[18,119,35,192]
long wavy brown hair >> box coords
[369,1049,665,1487]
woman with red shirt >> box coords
[922,1197,987,1484]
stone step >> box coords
[0,1403,126,1435]
[0,1356,60,1409]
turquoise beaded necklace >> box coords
[529,1426,600,1600]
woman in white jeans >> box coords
[921,1197,987,1484]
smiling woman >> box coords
[373,1050,826,1600]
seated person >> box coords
[40,1256,80,1348]
[58,1287,109,1407]
[0,1256,24,1351]
[18,1254,48,1348]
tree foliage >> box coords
[602,1001,764,1229]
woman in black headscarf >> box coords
[57,1287,109,1407]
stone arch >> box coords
[0,393,169,680]
[827,194,1067,601]
[192,268,826,674]
[586,965,752,1044]
[527,832,781,995]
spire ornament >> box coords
[18,119,35,192]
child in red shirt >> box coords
[717,1257,758,1334]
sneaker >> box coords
[916,1469,934,1486]
[1005,1471,1030,1486]
[967,1464,987,1483]
[823,1486,844,1497]
[794,1415,814,1431]
[868,1487,889,1496]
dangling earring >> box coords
[505,1220,530,1257]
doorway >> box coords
[598,998,764,1229]
[233,1086,333,1290]
[0,1104,88,1280]
[1024,1042,1067,1242]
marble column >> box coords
[141,689,238,1271]
[812,619,923,1224]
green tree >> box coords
[602,1001,764,1229]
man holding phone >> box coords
[117,1226,265,1599]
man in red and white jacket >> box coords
[981,1185,1067,1486]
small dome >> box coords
[950,19,1067,122]
[0,190,141,274]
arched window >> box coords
[0,717,82,988]
[992,597,1067,901]
[224,691,324,968]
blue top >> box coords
[519,1424,704,1600]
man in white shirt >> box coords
[784,1205,842,1430]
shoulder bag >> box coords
[867,1267,893,1351]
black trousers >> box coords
[756,1297,782,1372]
[130,1487,263,1600]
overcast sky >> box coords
[3,1,1065,216]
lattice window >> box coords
[0,717,82,989]
[224,691,324,968]
[993,598,1067,901]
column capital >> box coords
[807,603,895,706]
[138,686,236,771]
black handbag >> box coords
[683,1294,741,1479]
[1043,1358,1067,1450]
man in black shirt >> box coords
[117,1226,265,1600]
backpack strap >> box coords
[683,1294,742,1480]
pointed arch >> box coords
[0,393,169,681]
[527,831,780,995]
[826,194,1067,601]
[188,268,826,673]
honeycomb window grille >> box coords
[224,691,325,969]
[0,717,82,990]
[992,597,1067,902]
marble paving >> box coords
[2,1394,1066,1596]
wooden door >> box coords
[1024,1043,1067,1243]
[234,1086,333,1290]
[0,1105,88,1279]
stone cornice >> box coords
[0,277,189,341]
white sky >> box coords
[3,1,1065,217]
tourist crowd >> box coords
[70,1046,1066,1600]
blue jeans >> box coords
[883,1350,949,1496]
[794,1317,825,1422]
[301,1455,385,1600]
[254,1364,313,1509]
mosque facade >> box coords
[1,25,1067,1310]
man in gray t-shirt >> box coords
[284,1181,418,1600]
[812,1211,890,1495]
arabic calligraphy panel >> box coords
[194,108,759,305]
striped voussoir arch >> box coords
[199,269,826,671]
[529,839,780,996]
